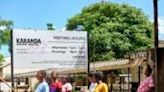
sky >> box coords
[0,0,164,57]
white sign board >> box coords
[13,29,88,69]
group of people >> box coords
[34,64,154,92]
[34,70,108,92]
[82,64,155,92]
[81,71,108,92]
[34,70,72,92]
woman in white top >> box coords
[88,72,97,92]
[61,75,72,92]
[81,72,97,92]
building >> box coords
[159,40,164,47]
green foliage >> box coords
[0,53,4,63]
[66,3,153,61]
[47,23,55,30]
[0,19,13,47]
[0,30,10,45]
[0,18,13,62]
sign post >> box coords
[10,29,14,92]
[153,0,158,92]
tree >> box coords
[47,23,55,30]
[0,54,4,63]
[0,18,13,62]
[66,3,153,62]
